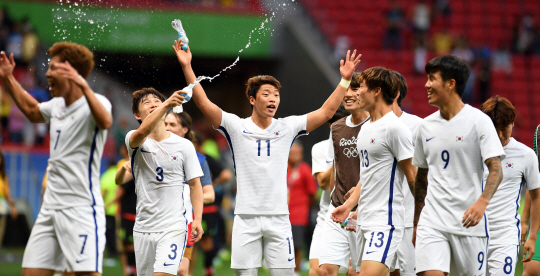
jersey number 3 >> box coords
[156,167,164,181]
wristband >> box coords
[339,78,351,89]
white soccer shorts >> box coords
[487,243,519,276]
[22,206,106,273]
[356,225,403,272]
[416,225,487,275]
[231,214,295,269]
[134,229,187,276]
[318,205,358,273]
[395,226,415,275]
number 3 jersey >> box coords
[125,131,203,232]
[356,112,414,227]
[217,110,307,215]
[39,94,112,209]
[412,104,506,237]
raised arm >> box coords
[462,156,503,228]
[0,52,44,122]
[55,61,112,129]
[306,50,361,133]
[129,90,185,148]
[173,41,222,128]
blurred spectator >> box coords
[514,14,535,54]
[434,0,451,17]
[0,149,18,247]
[492,43,513,74]
[0,87,11,140]
[6,21,22,63]
[287,141,317,275]
[452,36,474,64]
[414,39,427,74]
[8,103,25,143]
[383,1,405,50]
[433,27,453,55]
[462,68,475,103]
[333,35,350,63]
[101,160,119,259]
[114,116,130,154]
[0,7,13,51]
[411,0,431,37]
[21,18,39,65]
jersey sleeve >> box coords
[219,110,242,133]
[387,123,414,162]
[523,149,540,191]
[91,94,112,125]
[412,124,428,168]
[39,98,60,123]
[183,143,204,181]
[125,130,136,152]
[283,114,308,137]
[311,140,331,177]
[477,115,506,161]
[200,160,213,186]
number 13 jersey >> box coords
[217,110,307,215]
[412,104,506,236]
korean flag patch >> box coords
[170,154,180,162]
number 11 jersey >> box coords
[412,104,505,237]
[217,110,307,215]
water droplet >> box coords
[74,2,78,6]
[88,19,94,24]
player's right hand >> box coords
[122,161,131,172]
[331,205,351,224]
[0,51,15,78]
[173,40,192,68]
[190,220,204,243]
[165,90,186,108]
[523,237,536,262]
[339,49,361,81]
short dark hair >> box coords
[328,104,349,125]
[245,75,281,100]
[131,87,166,124]
[47,42,94,79]
[167,110,194,142]
[350,71,361,89]
[480,96,516,130]
[392,70,408,107]
[359,67,399,105]
[425,55,471,97]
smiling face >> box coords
[165,113,188,137]
[343,86,361,111]
[250,84,280,118]
[134,94,163,122]
[425,70,454,108]
[45,56,71,98]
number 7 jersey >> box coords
[217,110,307,215]
[412,104,506,236]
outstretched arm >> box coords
[55,62,112,129]
[129,90,185,148]
[306,50,361,133]
[462,156,502,228]
[0,52,44,122]
[173,41,222,128]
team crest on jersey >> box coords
[456,136,464,142]
[506,162,514,168]
[370,138,375,144]
[169,154,180,162]
[275,131,280,136]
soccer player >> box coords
[480,96,540,274]
[331,67,417,276]
[127,87,204,276]
[173,41,361,276]
[390,71,422,276]
[318,72,369,276]
[0,42,112,276]
[413,55,505,276]
[309,106,348,276]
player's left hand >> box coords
[190,220,204,243]
[55,61,89,90]
[345,210,358,232]
[344,187,355,200]
[331,205,351,224]
[462,198,488,228]
[173,40,192,68]
[521,222,530,245]
[339,49,361,81]
[523,237,536,262]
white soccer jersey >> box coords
[311,139,332,226]
[217,110,307,215]
[485,138,540,244]
[126,131,203,232]
[413,104,506,236]
[356,112,413,227]
[39,94,111,209]
[398,111,423,227]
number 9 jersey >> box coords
[412,104,506,236]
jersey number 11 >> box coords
[257,140,270,156]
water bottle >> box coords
[172,19,189,51]
[173,83,195,113]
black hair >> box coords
[328,105,350,125]
[425,55,471,97]
[392,70,408,107]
